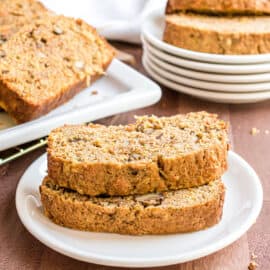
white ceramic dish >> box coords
[143,39,270,75]
[146,48,270,84]
[145,51,270,93]
[0,59,161,151]
[142,8,270,64]
[16,151,263,268]
[143,55,270,103]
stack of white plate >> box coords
[141,9,270,103]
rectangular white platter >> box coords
[0,59,161,151]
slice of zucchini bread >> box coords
[47,112,229,196]
[163,13,270,54]
[0,0,50,42]
[166,0,270,15]
[40,177,225,235]
[0,15,115,123]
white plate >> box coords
[142,8,270,64]
[0,59,161,151]
[143,55,270,103]
[143,38,270,75]
[146,48,270,84]
[16,151,262,268]
[145,51,270,93]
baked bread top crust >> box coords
[166,0,270,15]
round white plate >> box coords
[146,48,270,84]
[16,151,262,267]
[142,8,270,64]
[143,38,270,75]
[143,55,270,103]
[145,51,270,93]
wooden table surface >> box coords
[0,43,269,270]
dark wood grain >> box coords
[0,43,269,269]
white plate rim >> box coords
[143,39,270,75]
[145,49,270,93]
[143,55,270,103]
[15,151,263,267]
[144,43,270,84]
[142,8,270,64]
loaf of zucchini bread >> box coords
[47,112,228,196]
[40,177,225,235]
[166,0,270,15]
[0,15,115,123]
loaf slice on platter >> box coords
[0,15,115,123]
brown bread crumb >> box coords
[91,90,98,95]
[251,128,260,136]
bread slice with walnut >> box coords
[163,13,270,54]
[166,0,270,15]
[0,15,115,123]
[40,176,225,235]
[47,112,228,196]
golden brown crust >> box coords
[47,112,228,196]
[163,13,270,54]
[40,177,225,235]
[166,0,270,15]
[0,16,115,123]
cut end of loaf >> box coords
[163,13,270,54]
[0,14,115,123]
[40,176,225,235]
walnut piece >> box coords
[135,193,163,206]
[53,26,63,35]
[74,60,84,69]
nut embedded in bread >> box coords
[47,112,229,196]
[40,177,225,235]
[165,0,270,15]
[0,15,115,123]
[163,13,270,54]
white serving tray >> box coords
[0,59,161,151]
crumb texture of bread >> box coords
[40,177,225,235]
[0,0,50,41]
[47,112,228,196]
[166,0,270,15]
[0,15,115,123]
[163,13,270,54]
